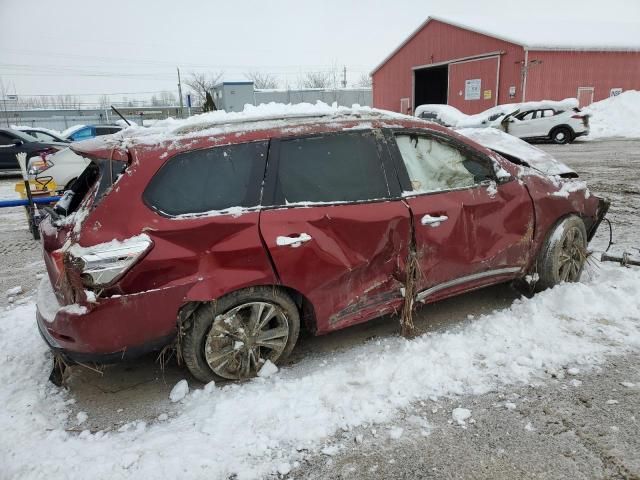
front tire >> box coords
[550,126,573,144]
[535,215,588,291]
[182,287,300,383]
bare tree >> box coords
[185,71,223,105]
[354,73,372,88]
[298,71,332,89]
[245,71,279,89]
[159,90,177,105]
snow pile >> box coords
[585,90,640,139]
[1,262,640,478]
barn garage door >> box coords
[448,56,499,114]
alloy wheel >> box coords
[557,226,585,282]
[204,302,290,379]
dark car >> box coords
[0,127,66,171]
[62,125,123,142]
[36,110,608,383]
[17,127,70,144]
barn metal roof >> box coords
[372,16,640,75]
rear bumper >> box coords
[574,130,589,139]
[36,311,174,364]
[36,277,185,364]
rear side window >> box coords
[144,141,267,216]
[96,127,121,136]
[275,131,389,204]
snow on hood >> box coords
[458,127,577,177]
[584,90,640,139]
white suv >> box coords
[500,107,590,144]
[28,147,89,191]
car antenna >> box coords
[111,105,131,126]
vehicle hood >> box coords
[457,127,577,177]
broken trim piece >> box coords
[416,267,521,302]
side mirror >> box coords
[13,139,24,146]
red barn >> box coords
[372,16,640,114]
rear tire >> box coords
[534,215,588,291]
[182,287,300,383]
[550,127,572,144]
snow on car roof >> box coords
[117,101,413,146]
[373,15,640,74]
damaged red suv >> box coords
[36,109,608,382]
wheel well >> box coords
[177,285,318,334]
[549,124,575,138]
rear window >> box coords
[144,141,267,216]
[58,158,126,215]
[275,131,389,204]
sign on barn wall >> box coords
[464,79,481,100]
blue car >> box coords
[62,125,123,142]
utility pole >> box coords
[177,67,184,118]
[342,66,347,88]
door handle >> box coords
[421,214,448,227]
[276,233,312,248]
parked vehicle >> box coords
[61,124,123,142]
[0,127,66,172]
[36,110,608,383]
[415,99,590,144]
[500,107,590,144]
[17,127,70,144]
[28,147,90,191]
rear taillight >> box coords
[29,158,54,176]
[67,235,152,288]
[571,114,584,119]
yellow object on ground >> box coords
[14,180,58,198]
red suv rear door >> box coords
[259,130,411,334]
[383,129,534,303]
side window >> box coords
[518,111,535,121]
[32,131,55,142]
[0,133,15,146]
[72,128,93,141]
[144,141,267,216]
[395,134,494,194]
[276,131,389,204]
[542,109,555,118]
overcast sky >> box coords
[0,0,638,105]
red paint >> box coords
[259,201,410,334]
[372,19,523,113]
[448,56,499,114]
[373,18,640,112]
[404,179,534,294]
[524,50,640,104]
[37,117,605,361]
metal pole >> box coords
[177,67,184,118]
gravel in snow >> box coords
[0,261,639,479]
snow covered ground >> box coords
[1,263,639,479]
[0,141,639,479]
